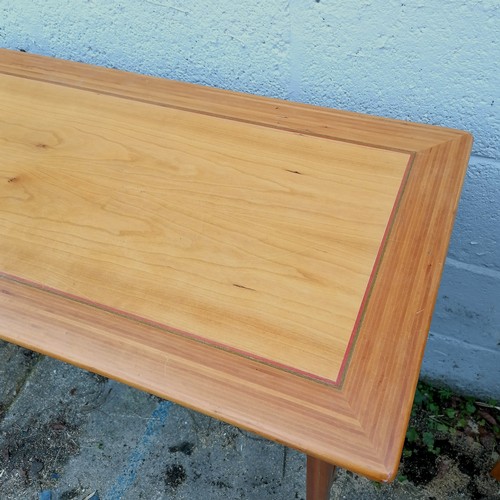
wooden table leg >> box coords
[306,455,336,500]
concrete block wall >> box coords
[1,1,498,398]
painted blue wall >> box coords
[1,0,499,398]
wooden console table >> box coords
[0,49,472,498]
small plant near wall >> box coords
[399,381,500,496]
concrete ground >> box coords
[0,340,498,500]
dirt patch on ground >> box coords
[400,382,499,499]
[1,414,80,486]
[0,344,109,495]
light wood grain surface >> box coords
[0,49,472,481]
[0,72,409,382]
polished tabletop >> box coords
[0,49,472,481]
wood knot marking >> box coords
[7,177,18,183]
[233,283,256,291]
[35,143,48,149]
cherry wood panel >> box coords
[0,50,472,481]
[0,72,409,382]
